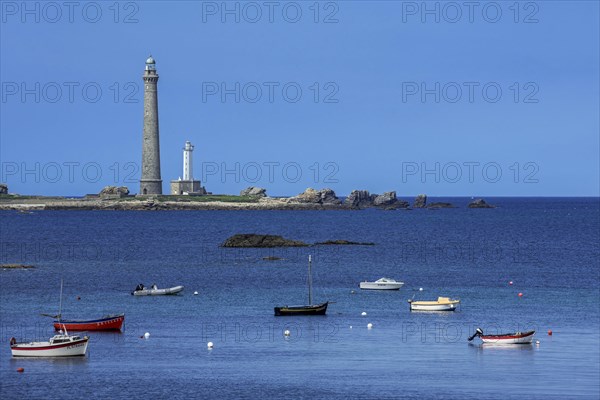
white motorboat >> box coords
[360,278,404,290]
[408,296,460,311]
[10,328,89,357]
[132,284,184,296]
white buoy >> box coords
[349,326,353,329]
[367,323,373,329]
[361,311,367,316]
[419,288,423,291]
[535,340,540,345]
[207,341,214,349]
[194,291,199,295]
[144,332,150,339]
[284,330,291,337]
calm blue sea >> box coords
[1,197,599,399]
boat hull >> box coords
[480,331,535,344]
[360,282,403,290]
[132,286,184,296]
[54,314,124,331]
[274,302,328,316]
[11,337,89,357]
[409,301,460,311]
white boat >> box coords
[469,328,535,344]
[131,285,184,296]
[408,296,460,311]
[10,328,89,357]
[359,278,404,290]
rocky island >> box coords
[222,234,309,248]
[468,198,496,208]
[0,185,495,212]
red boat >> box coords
[53,314,124,331]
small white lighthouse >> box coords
[183,141,194,181]
[170,140,206,195]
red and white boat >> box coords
[10,328,89,357]
[468,328,535,344]
[53,313,124,331]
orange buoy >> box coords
[518,292,523,297]
[16,368,24,373]
[548,330,553,336]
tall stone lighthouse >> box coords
[140,55,162,195]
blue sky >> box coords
[1,1,598,196]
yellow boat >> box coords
[408,297,460,311]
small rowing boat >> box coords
[468,328,535,344]
[408,296,460,311]
[53,314,124,331]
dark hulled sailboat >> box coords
[274,255,328,316]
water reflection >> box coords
[408,310,461,316]
[9,355,89,368]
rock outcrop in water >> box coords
[372,191,409,209]
[345,190,409,209]
[221,234,309,248]
[290,188,341,205]
[373,191,396,206]
[240,187,267,198]
[412,195,453,209]
[468,198,495,208]
[413,194,427,208]
[345,190,373,208]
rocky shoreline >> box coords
[0,197,348,211]
[0,186,495,211]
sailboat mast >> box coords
[58,278,63,322]
[308,255,313,305]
